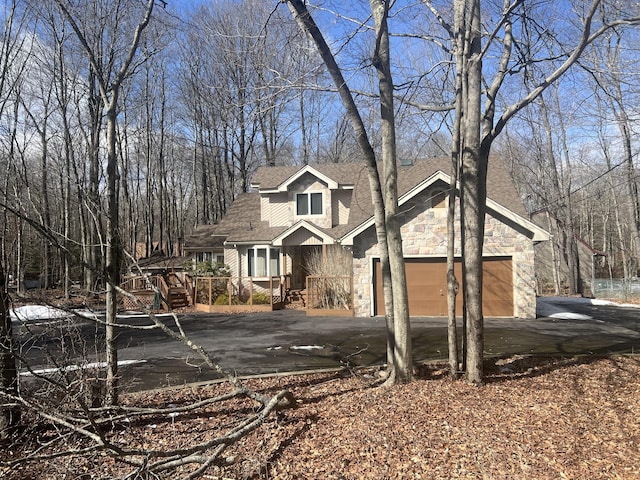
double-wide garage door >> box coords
[374,256,513,317]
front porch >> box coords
[281,243,355,316]
[192,276,287,312]
[121,271,354,316]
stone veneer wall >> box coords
[351,194,537,318]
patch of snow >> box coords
[74,308,101,318]
[289,345,324,351]
[617,303,640,308]
[21,359,146,377]
[590,299,617,306]
[548,312,592,320]
[589,298,640,309]
[10,305,72,322]
[536,297,592,320]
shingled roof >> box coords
[183,225,226,250]
[186,157,528,247]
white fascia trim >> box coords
[271,220,335,247]
[277,165,338,192]
[341,171,448,245]
[223,241,272,247]
[340,169,550,244]
[486,198,550,241]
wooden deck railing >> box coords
[193,276,286,311]
[121,274,187,310]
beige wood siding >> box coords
[224,248,239,276]
[290,173,332,229]
[282,228,323,246]
[269,192,289,226]
[260,195,269,222]
[331,189,352,226]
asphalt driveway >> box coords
[16,296,640,391]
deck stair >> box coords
[121,273,193,311]
[286,288,306,309]
[164,273,192,309]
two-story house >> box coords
[184,157,549,318]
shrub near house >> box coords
[184,158,549,317]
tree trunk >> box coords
[284,0,410,383]
[86,70,101,292]
[370,0,412,383]
[446,0,466,377]
[104,105,121,406]
[0,257,20,439]
[460,0,485,385]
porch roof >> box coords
[183,226,226,251]
[271,220,337,246]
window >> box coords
[296,192,323,216]
[195,252,225,265]
[247,246,280,277]
[196,252,210,263]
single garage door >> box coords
[374,256,513,317]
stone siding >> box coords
[351,192,537,318]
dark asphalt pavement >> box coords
[16,297,640,392]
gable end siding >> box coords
[268,192,289,227]
[282,228,323,246]
[290,173,332,229]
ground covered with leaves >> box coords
[3,355,639,479]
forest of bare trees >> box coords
[1,0,640,476]
[0,0,636,297]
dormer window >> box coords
[296,192,323,216]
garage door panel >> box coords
[482,258,513,316]
[374,257,513,317]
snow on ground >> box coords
[116,312,175,319]
[11,305,177,323]
[537,297,592,320]
[537,296,640,320]
[590,298,640,308]
[21,359,147,377]
[10,305,72,322]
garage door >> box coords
[374,257,513,317]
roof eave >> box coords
[271,220,336,246]
[340,170,551,244]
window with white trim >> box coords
[195,252,224,264]
[247,246,280,277]
[296,192,323,216]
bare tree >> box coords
[284,0,413,383]
[436,0,640,383]
[583,31,640,279]
[53,0,158,405]
[0,0,30,438]
[0,250,19,440]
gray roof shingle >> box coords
[186,157,526,247]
